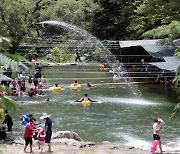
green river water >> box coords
[11,65,180,151]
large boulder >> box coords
[53,131,83,141]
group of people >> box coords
[23,113,52,153]
[0,109,52,153]
[0,63,46,97]
[112,59,126,78]
[1,110,164,153]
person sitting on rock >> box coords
[0,126,7,142]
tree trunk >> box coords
[9,40,19,54]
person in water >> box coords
[76,94,95,102]
[86,83,92,87]
[55,83,59,87]
[73,80,79,86]
[153,117,163,153]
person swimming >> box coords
[73,80,79,86]
[76,94,95,102]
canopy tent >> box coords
[119,39,175,57]
[119,39,180,71]
[0,74,12,81]
[149,56,180,71]
[173,39,180,47]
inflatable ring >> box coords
[103,68,110,72]
[113,76,122,81]
[78,100,92,105]
[0,108,4,114]
[20,114,41,126]
[70,84,81,89]
[49,86,62,91]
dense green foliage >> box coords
[0,0,42,53]
[39,0,98,29]
[0,36,22,114]
[91,0,139,40]
[127,0,180,38]
[51,47,74,62]
[0,0,179,51]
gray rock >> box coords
[53,131,83,141]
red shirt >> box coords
[24,122,36,138]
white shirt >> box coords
[153,122,161,135]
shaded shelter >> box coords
[149,57,180,71]
[119,39,175,57]
[119,39,179,71]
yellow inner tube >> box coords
[49,86,62,91]
[78,100,92,105]
[0,108,4,114]
[70,84,81,89]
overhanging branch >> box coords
[32,0,43,14]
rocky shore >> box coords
[0,131,150,154]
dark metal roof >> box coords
[119,39,175,57]
[119,40,180,71]
[149,56,180,71]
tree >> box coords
[0,0,43,54]
[127,0,180,39]
[0,36,22,116]
[91,0,139,40]
[141,21,180,118]
[38,0,98,30]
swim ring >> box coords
[70,84,81,89]
[113,75,123,81]
[20,114,41,126]
[103,68,110,72]
[78,100,92,105]
[0,108,4,113]
[49,86,62,91]
[0,108,4,116]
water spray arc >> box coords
[36,20,116,67]
[36,20,141,97]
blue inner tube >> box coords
[20,114,41,126]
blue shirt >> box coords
[45,118,52,133]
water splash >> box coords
[36,20,116,66]
[36,20,141,96]
[98,96,160,106]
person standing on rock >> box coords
[23,118,37,153]
[40,113,52,152]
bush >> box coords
[4,52,27,61]
[51,47,74,62]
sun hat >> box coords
[40,113,50,119]
[158,118,164,123]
